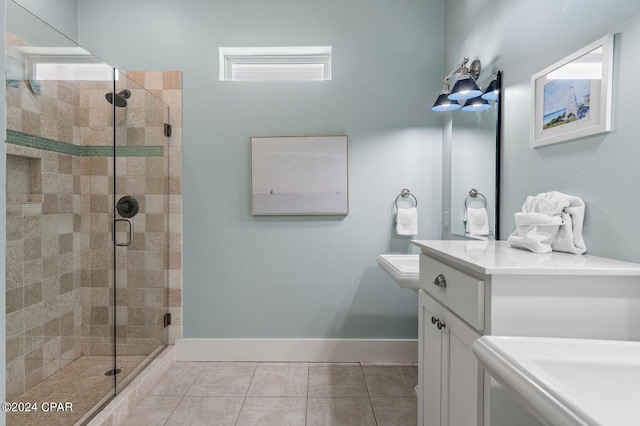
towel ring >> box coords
[395,188,418,209]
[464,188,487,208]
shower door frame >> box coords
[110,69,171,395]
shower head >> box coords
[105,89,131,107]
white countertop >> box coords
[411,240,640,276]
[473,336,640,426]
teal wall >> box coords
[77,0,445,338]
[442,0,640,262]
[13,0,78,41]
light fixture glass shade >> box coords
[432,93,461,112]
[481,79,499,101]
[461,97,492,112]
[448,77,483,101]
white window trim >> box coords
[9,46,115,81]
[219,46,332,81]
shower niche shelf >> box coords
[6,153,42,204]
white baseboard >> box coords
[176,338,418,363]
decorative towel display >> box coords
[465,207,489,236]
[396,207,418,236]
[507,191,587,254]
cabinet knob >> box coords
[431,316,437,324]
[433,274,447,288]
[436,320,445,330]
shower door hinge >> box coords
[163,313,172,327]
[164,123,172,137]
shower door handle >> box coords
[113,218,134,247]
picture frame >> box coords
[250,135,349,216]
[531,34,614,147]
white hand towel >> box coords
[465,207,489,236]
[396,207,418,236]
[508,191,587,255]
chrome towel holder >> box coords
[395,188,418,209]
[465,188,487,208]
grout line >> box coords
[233,362,258,425]
[369,394,380,426]
[305,363,310,426]
[359,362,381,425]
[160,395,182,426]
[359,362,373,397]
[160,366,200,425]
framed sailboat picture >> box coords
[250,135,349,215]
[531,34,613,147]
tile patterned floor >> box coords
[7,355,147,426]
[123,362,418,426]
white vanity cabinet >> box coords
[412,240,640,426]
[419,289,481,426]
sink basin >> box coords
[376,254,419,289]
[472,336,640,426]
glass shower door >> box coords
[5,1,119,423]
[5,2,172,423]
[111,70,170,392]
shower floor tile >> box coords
[7,355,146,426]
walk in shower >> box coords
[5,2,179,424]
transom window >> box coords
[219,46,332,81]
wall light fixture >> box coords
[432,79,462,111]
[448,59,482,101]
[481,78,499,101]
[461,96,492,112]
[432,58,500,113]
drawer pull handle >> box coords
[433,274,447,288]
[431,316,437,324]
[436,320,445,330]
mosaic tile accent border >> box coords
[7,129,81,155]
[6,130,164,157]
[85,145,165,157]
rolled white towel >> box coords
[396,207,418,236]
[508,191,587,255]
[508,212,563,254]
[551,193,586,254]
[521,193,568,216]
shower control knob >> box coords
[116,196,139,218]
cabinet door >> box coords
[441,306,483,426]
[419,289,443,426]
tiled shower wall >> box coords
[5,29,85,398]
[5,141,84,400]
[4,32,183,399]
